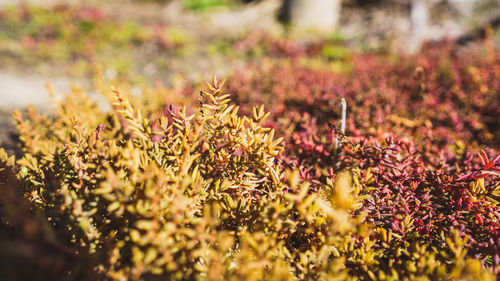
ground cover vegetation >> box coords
[0,4,191,78]
[0,3,499,281]
[0,4,350,81]
[1,41,499,280]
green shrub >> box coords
[181,0,234,11]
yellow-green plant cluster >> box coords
[0,77,496,280]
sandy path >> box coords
[0,71,73,111]
[0,71,72,154]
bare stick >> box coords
[340,98,346,134]
[335,98,347,150]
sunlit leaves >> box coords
[4,70,499,281]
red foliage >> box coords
[227,42,500,272]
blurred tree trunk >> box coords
[280,0,341,33]
[411,0,429,37]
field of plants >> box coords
[0,2,499,281]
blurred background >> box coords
[0,0,498,150]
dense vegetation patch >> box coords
[0,41,499,280]
[0,4,187,77]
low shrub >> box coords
[232,30,351,62]
[1,69,498,280]
[228,41,500,151]
[0,4,185,77]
